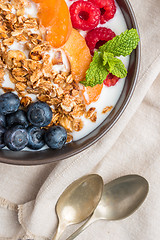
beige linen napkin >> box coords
[0,0,160,239]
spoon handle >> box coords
[66,216,96,240]
[52,223,66,240]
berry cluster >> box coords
[70,0,116,30]
[0,92,67,151]
[69,0,116,54]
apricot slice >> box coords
[33,0,72,48]
[62,29,92,82]
[82,84,103,105]
[33,0,59,27]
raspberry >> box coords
[89,0,107,8]
[100,0,116,23]
[85,27,116,55]
[103,73,120,87]
[69,1,101,31]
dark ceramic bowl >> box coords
[0,0,140,165]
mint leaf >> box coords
[100,29,140,57]
[81,52,109,87]
[107,57,127,78]
[103,52,114,66]
[103,52,127,78]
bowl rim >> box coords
[0,0,141,166]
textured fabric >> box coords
[0,0,160,239]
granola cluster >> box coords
[0,0,112,140]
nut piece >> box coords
[12,68,28,82]
[66,133,73,143]
[15,82,26,92]
[85,107,97,122]
[61,95,75,112]
[60,116,73,132]
[24,18,38,29]
[38,94,50,103]
[0,69,5,80]
[5,50,26,69]
[20,96,32,107]
[30,46,43,61]
[0,25,8,39]
[3,37,14,46]
[66,74,74,84]
[45,111,60,129]
[30,44,51,60]
[102,106,113,114]
[73,119,83,132]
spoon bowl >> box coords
[67,175,149,240]
[52,174,103,240]
[94,174,149,221]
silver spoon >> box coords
[52,174,103,240]
[67,174,149,240]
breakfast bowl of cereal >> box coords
[0,0,140,165]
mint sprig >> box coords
[81,29,140,87]
[103,52,127,79]
[83,52,109,87]
[100,29,140,57]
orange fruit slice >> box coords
[82,84,103,105]
[33,0,72,48]
[62,29,92,82]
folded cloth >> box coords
[0,0,160,239]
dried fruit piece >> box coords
[33,0,72,48]
[82,84,103,105]
[62,29,92,82]
[52,51,63,65]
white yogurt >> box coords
[2,0,130,144]
[24,0,38,18]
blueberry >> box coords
[6,109,29,128]
[27,101,52,127]
[0,114,6,127]
[0,92,20,115]
[4,125,29,151]
[45,126,67,149]
[0,126,6,149]
[27,126,45,150]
